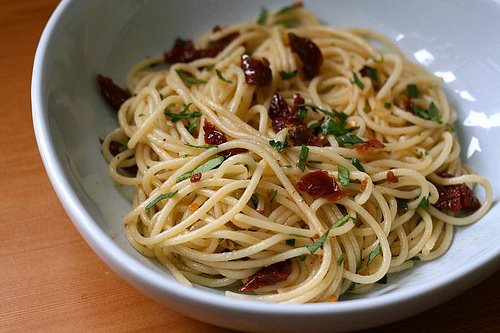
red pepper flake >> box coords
[240,261,292,292]
[434,184,481,213]
[240,54,272,86]
[190,172,202,183]
[203,120,247,158]
[96,74,131,111]
[164,33,239,63]
[355,139,384,153]
[386,171,398,183]
[404,97,414,114]
[288,33,323,80]
[360,178,368,193]
[296,170,347,201]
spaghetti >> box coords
[100,4,492,303]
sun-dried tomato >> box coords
[403,97,414,114]
[386,170,398,183]
[288,32,323,80]
[164,33,239,63]
[241,54,272,86]
[240,261,292,292]
[296,170,347,200]
[434,184,481,213]
[269,92,292,119]
[288,124,321,146]
[96,75,131,111]
[203,120,247,158]
[355,139,384,153]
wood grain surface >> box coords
[1,1,498,332]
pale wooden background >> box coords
[1,1,498,332]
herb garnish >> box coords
[216,69,233,84]
[418,196,429,208]
[384,102,392,109]
[176,69,207,85]
[320,117,358,137]
[270,190,278,203]
[336,134,365,146]
[338,165,350,187]
[414,102,442,123]
[366,243,382,266]
[276,2,302,16]
[145,190,178,211]
[176,156,225,182]
[411,256,421,261]
[250,193,259,208]
[337,254,345,267]
[286,238,296,246]
[257,7,268,25]
[350,157,365,172]
[187,119,198,133]
[331,215,351,228]
[305,215,351,254]
[406,84,420,98]
[269,140,289,153]
[164,103,201,122]
[397,200,408,211]
[352,72,365,90]
[362,66,378,81]
[279,70,298,80]
[297,145,309,172]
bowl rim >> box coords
[31,0,500,319]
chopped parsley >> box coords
[336,134,364,147]
[184,142,217,149]
[145,190,178,211]
[338,165,350,187]
[337,254,345,267]
[350,157,365,172]
[269,139,289,153]
[216,69,233,84]
[297,145,309,172]
[366,243,382,266]
[274,19,301,28]
[414,102,442,123]
[176,69,207,85]
[331,215,351,228]
[362,66,378,81]
[176,156,225,182]
[270,190,278,203]
[279,70,298,80]
[352,72,365,90]
[406,84,420,98]
[320,117,358,137]
[384,102,392,109]
[418,196,429,208]
[250,193,259,208]
[304,215,351,254]
[298,103,347,122]
[257,7,268,25]
[164,103,201,122]
[286,238,296,246]
[411,256,421,261]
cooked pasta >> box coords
[100,4,492,303]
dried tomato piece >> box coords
[288,124,321,146]
[269,92,292,119]
[288,32,323,80]
[218,148,248,159]
[96,75,131,111]
[355,139,384,153]
[200,32,239,58]
[434,184,481,213]
[203,120,228,145]
[163,38,198,63]
[404,97,414,114]
[240,261,292,292]
[296,170,347,200]
[241,54,272,86]
[386,170,398,183]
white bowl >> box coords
[32,0,500,332]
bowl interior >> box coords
[33,0,500,329]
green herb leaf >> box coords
[216,69,233,84]
[269,140,289,153]
[366,243,382,266]
[296,107,307,120]
[164,103,201,122]
[184,142,217,149]
[356,256,363,272]
[176,156,225,182]
[411,256,421,261]
[332,215,351,228]
[297,145,309,172]
[384,102,392,109]
[298,254,308,261]
[187,119,198,133]
[298,103,347,122]
[376,274,388,284]
[270,190,278,203]
[276,2,302,15]
[414,102,442,123]
[205,64,215,71]
[257,7,268,25]
[145,190,178,211]
[279,70,298,80]
[363,66,378,81]
[176,69,207,85]
[307,160,322,165]
[250,193,259,208]
[338,165,350,187]
[406,84,420,98]
[274,19,301,28]
[320,117,358,137]
[418,196,429,208]
[286,238,296,246]
[350,157,365,172]
[347,282,356,292]
[336,134,364,146]
[337,254,345,267]
[352,72,365,90]
[397,200,408,211]
[305,227,331,254]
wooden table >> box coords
[1,1,498,332]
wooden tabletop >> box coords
[1,1,498,332]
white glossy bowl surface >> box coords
[32,1,500,332]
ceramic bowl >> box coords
[32,0,500,331]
